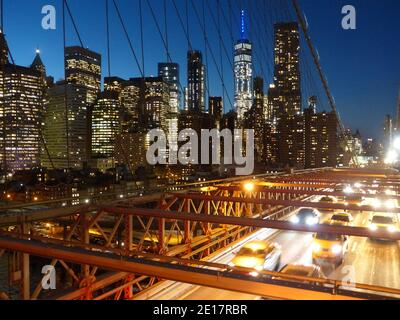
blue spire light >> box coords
[241,10,245,39]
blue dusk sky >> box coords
[2,0,400,139]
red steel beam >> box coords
[0,235,392,300]
[166,193,398,214]
[215,186,400,201]
[100,207,400,241]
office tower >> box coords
[243,77,266,163]
[304,107,338,168]
[208,96,223,129]
[0,33,46,172]
[234,10,253,122]
[115,131,149,174]
[65,46,101,105]
[132,77,171,131]
[158,63,180,112]
[187,50,205,112]
[271,22,301,119]
[158,63,180,155]
[42,82,89,169]
[278,113,305,168]
[91,90,121,159]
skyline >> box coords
[1,0,399,138]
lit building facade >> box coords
[91,90,121,159]
[0,32,46,172]
[187,51,205,112]
[271,22,301,119]
[234,10,253,122]
[209,96,223,130]
[65,46,101,106]
[42,82,89,169]
[304,107,338,168]
[158,63,180,158]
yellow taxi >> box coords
[312,228,349,267]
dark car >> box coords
[290,208,320,225]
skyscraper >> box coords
[0,32,46,172]
[209,96,223,129]
[42,82,89,169]
[158,63,180,154]
[304,106,338,168]
[234,10,253,122]
[158,62,180,112]
[187,51,205,112]
[65,46,101,105]
[91,90,121,159]
[271,22,301,119]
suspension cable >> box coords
[106,0,111,77]
[139,0,145,77]
[111,0,144,77]
[64,0,84,48]
[189,0,234,110]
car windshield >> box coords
[238,248,265,256]
[283,268,311,277]
[331,215,349,222]
[372,216,393,224]
[316,233,343,241]
[298,209,314,216]
[320,197,333,202]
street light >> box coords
[244,182,255,192]
[384,150,398,165]
[393,137,400,150]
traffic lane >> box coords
[331,237,400,289]
[183,210,399,300]
[182,287,259,300]
[270,210,400,289]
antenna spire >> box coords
[241,9,245,40]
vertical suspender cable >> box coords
[202,0,210,105]
[217,0,224,108]
[139,0,145,77]
[106,0,111,77]
[62,0,70,170]
[163,0,170,63]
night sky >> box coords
[2,0,400,139]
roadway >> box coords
[141,206,400,300]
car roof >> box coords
[242,241,271,251]
[332,212,351,217]
[281,264,318,276]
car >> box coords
[277,263,327,282]
[290,208,320,225]
[369,214,398,240]
[330,212,354,226]
[229,241,282,276]
[319,196,336,212]
[312,230,349,267]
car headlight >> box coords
[388,225,397,233]
[249,271,259,277]
[372,199,381,208]
[385,200,396,209]
[312,243,321,252]
[306,217,317,225]
[290,216,300,224]
[331,244,342,255]
[369,224,377,231]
